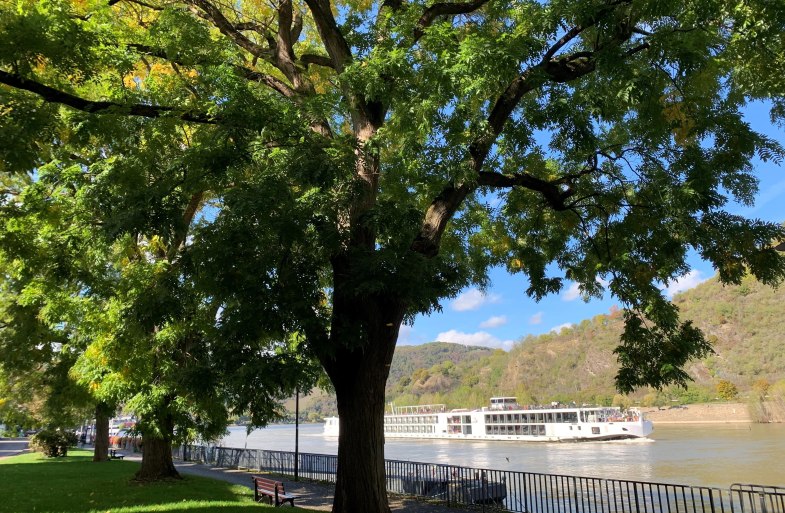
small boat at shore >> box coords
[324,396,653,442]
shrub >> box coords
[716,380,739,401]
[29,429,78,457]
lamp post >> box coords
[294,388,299,481]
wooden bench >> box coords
[109,449,125,460]
[251,476,296,507]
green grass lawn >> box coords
[0,450,310,512]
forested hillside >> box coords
[292,275,785,418]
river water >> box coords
[220,422,785,489]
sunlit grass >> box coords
[0,449,309,512]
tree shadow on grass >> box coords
[0,450,309,512]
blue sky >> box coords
[399,102,785,350]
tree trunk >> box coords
[332,368,390,513]
[323,292,405,513]
[134,433,180,481]
[92,402,111,462]
[135,409,180,481]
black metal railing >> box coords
[730,484,785,512]
[174,445,783,513]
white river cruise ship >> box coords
[324,397,653,442]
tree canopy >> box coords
[2,0,785,510]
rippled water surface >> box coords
[221,422,785,488]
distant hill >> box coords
[291,274,785,418]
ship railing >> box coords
[174,445,785,512]
[730,484,785,512]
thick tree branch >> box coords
[410,183,473,257]
[186,0,270,59]
[542,24,588,62]
[0,69,216,124]
[300,53,335,69]
[477,171,575,210]
[303,0,352,72]
[413,0,492,43]
[469,50,598,168]
[291,9,304,43]
[169,191,205,261]
[240,69,298,98]
[275,0,302,86]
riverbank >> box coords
[642,403,752,423]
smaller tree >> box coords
[716,380,739,401]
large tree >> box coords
[2,0,785,511]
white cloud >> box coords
[659,270,708,298]
[562,282,582,301]
[479,315,508,328]
[452,289,501,311]
[436,330,514,351]
[529,312,543,325]
[550,323,573,334]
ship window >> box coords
[592,427,600,434]
[539,425,545,435]
[464,416,471,424]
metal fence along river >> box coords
[173,445,784,512]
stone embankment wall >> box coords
[642,403,751,423]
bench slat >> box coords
[252,476,296,507]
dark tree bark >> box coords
[134,412,180,481]
[320,279,406,513]
[92,401,112,462]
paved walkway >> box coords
[0,438,29,458]
[122,453,467,512]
